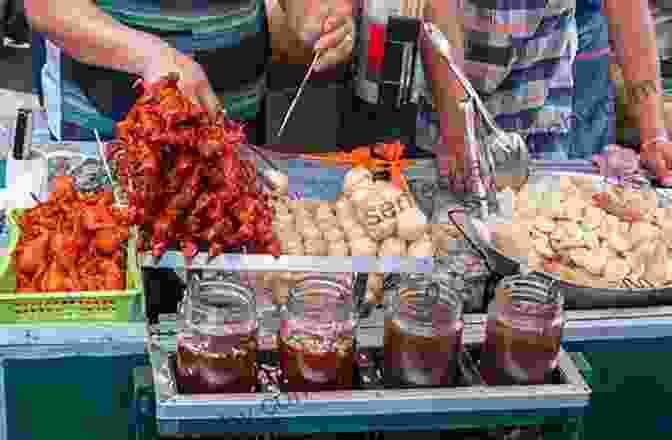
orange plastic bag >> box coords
[301,142,411,191]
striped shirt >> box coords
[417,0,579,159]
[462,0,577,143]
[43,0,268,141]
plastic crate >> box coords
[0,208,143,322]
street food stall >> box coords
[2,14,672,440]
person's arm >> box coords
[603,0,667,143]
[24,0,171,77]
[25,0,222,114]
[422,0,466,171]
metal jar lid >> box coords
[184,280,257,335]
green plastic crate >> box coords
[0,209,143,323]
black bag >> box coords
[1,0,30,46]
[662,59,672,80]
[0,0,7,44]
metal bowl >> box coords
[462,171,672,309]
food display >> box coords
[490,175,672,289]
[14,176,128,292]
[262,166,469,307]
[268,169,466,306]
[108,75,279,260]
[272,168,464,254]
[272,167,438,258]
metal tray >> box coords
[146,315,590,435]
[462,170,672,310]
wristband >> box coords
[641,135,669,152]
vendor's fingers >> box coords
[314,18,352,51]
[643,150,672,185]
[659,152,672,186]
[314,32,354,71]
[195,81,222,119]
[322,14,349,34]
[591,154,605,168]
[298,26,322,48]
[662,174,672,187]
[437,154,465,177]
[177,84,201,108]
[297,3,331,47]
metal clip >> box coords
[426,281,440,305]
[353,273,372,318]
[12,108,33,160]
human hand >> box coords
[141,45,221,118]
[640,137,672,187]
[437,153,468,194]
[284,0,354,71]
[434,134,466,178]
[592,144,642,179]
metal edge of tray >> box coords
[148,332,589,430]
[142,254,435,274]
[461,168,672,308]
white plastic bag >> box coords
[1,156,49,210]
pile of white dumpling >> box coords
[267,166,464,305]
[492,175,672,289]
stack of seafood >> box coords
[491,175,672,289]
[14,176,128,292]
[108,74,279,260]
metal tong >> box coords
[422,22,508,149]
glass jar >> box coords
[176,279,258,394]
[479,275,564,386]
[279,274,357,392]
[384,274,464,387]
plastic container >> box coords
[479,275,565,385]
[279,274,357,391]
[176,277,259,394]
[384,273,464,387]
[0,208,143,323]
[463,170,672,310]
